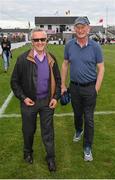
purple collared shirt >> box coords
[34,50,49,99]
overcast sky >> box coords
[0,0,115,28]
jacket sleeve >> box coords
[10,56,26,101]
[1,41,3,49]
[52,56,61,100]
[8,41,11,50]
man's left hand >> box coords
[49,99,57,109]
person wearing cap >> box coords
[61,17,104,161]
[1,35,11,72]
[11,28,61,171]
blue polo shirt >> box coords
[64,38,103,83]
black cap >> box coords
[74,17,90,26]
[60,90,71,106]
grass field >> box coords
[0,44,115,179]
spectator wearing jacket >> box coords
[11,28,61,171]
[1,35,11,72]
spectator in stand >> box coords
[101,38,105,45]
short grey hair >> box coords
[30,27,47,40]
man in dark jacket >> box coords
[11,28,61,171]
[1,34,11,72]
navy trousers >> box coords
[20,97,55,160]
[70,82,97,148]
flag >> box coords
[99,18,103,23]
[68,10,70,15]
[65,10,70,15]
[54,11,58,15]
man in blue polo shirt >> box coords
[61,17,104,161]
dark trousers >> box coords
[70,82,97,148]
[20,98,55,160]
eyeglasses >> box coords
[32,38,47,42]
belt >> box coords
[71,80,96,87]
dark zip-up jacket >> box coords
[10,49,61,102]
[1,40,11,51]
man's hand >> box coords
[49,99,57,109]
[24,97,35,106]
[61,84,67,95]
[95,85,99,94]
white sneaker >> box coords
[73,130,83,142]
[84,147,93,161]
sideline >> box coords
[0,91,13,117]
[0,111,115,119]
[0,42,28,118]
[0,92,115,119]
[0,91,115,119]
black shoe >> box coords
[47,159,56,172]
[24,153,33,164]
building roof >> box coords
[0,28,31,33]
[35,16,80,25]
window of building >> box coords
[48,25,52,30]
[40,25,44,28]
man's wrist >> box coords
[61,84,66,88]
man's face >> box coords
[31,31,47,53]
[3,37,7,41]
[74,24,90,39]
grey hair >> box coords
[30,27,47,40]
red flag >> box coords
[99,18,103,23]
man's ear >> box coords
[87,26,91,34]
[31,41,34,46]
[74,25,76,32]
[46,38,49,43]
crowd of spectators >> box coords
[0,33,26,43]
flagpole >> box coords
[106,7,108,28]
[28,21,31,42]
[105,7,108,38]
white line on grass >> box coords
[0,91,115,119]
[0,111,115,119]
[0,91,13,118]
